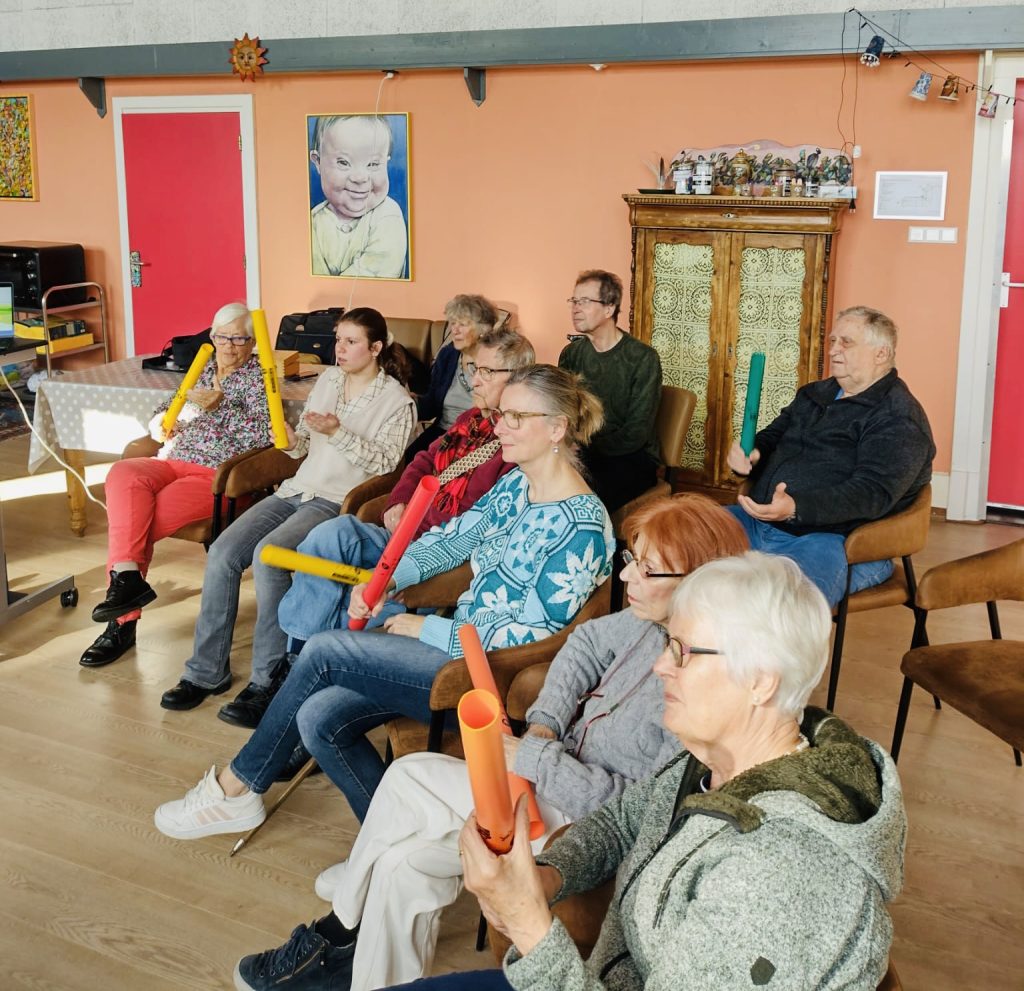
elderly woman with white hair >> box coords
[405,551,906,991]
[81,302,275,669]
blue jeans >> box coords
[726,506,893,608]
[383,973,511,991]
[277,514,403,641]
[183,493,340,689]
[229,628,451,820]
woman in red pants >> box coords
[80,302,272,668]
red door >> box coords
[122,112,247,355]
[989,80,1024,510]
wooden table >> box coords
[28,357,319,535]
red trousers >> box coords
[104,457,215,620]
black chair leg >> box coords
[933,695,942,710]
[427,710,446,753]
[475,912,488,951]
[827,599,850,712]
[1014,748,1021,768]
[610,539,626,612]
[384,739,394,767]
[891,676,915,762]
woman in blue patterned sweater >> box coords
[155,365,615,834]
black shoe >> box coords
[80,620,137,668]
[233,921,355,991]
[91,570,156,623]
[218,680,281,729]
[274,744,324,783]
[160,676,232,711]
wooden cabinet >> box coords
[623,194,847,498]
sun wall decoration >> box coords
[229,34,268,81]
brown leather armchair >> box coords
[890,537,1024,765]
[120,437,275,546]
[386,579,613,760]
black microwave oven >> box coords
[0,241,87,308]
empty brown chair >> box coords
[890,537,1024,765]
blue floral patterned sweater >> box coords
[391,468,615,657]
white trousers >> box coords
[331,751,571,991]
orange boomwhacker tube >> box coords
[160,343,214,435]
[458,689,515,854]
[349,475,441,630]
[458,625,545,840]
[251,308,290,449]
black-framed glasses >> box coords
[471,365,513,382]
[487,409,549,429]
[211,333,254,346]
[566,296,606,307]
[620,548,685,580]
[665,636,723,669]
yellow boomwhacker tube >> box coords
[161,343,214,436]
[252,308,290,449]
[259,545,374,586]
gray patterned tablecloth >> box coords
[28,358,318,473]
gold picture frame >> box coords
[306,112,412,281]
[0,94,39,201]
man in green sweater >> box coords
[559,269,662,512]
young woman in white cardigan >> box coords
[159,307,416,722]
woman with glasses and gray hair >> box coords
[154,366,615,846]
[408,293,499,456]
[427,551,906,991]
[226,494,747,991]
[80,302,274,669]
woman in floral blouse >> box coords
[80,302,273,669]
[154,365,615,838]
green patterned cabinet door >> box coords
[729,244,807,451]
[649,240,716,474]
[624,194,845,496]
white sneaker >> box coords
[154,765,266,840]
[314,860,347,902]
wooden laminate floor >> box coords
[1,434,1022,991]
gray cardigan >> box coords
[506,709,906,991]
[514,610,680,821]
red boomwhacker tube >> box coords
[458,689,515,854]
[458,625,545,840]
[348,475,441,630]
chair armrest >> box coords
[917,537,1024,611]
[122,436,162,460]
[356,494,390,524]
[339,466,403,516]
[507,663,553,721]
[401,563,474,609]
[843,485,932,565]
[223,447,303,498]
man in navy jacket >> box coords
[727,305,935,607]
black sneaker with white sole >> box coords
[233,922,355,991]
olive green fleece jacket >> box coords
[504,709,906,991]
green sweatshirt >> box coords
[505,709,906,991]
[559,333,662,461]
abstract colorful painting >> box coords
[0,95,39,200]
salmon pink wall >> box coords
[0,54,978,470]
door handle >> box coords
[1000,272,1024,309]
[130,249,151,288]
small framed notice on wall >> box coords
[873,171,947,221]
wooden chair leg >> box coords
[891,677,914,762]
[229,757,319,856]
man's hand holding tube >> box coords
[461,797,562,956]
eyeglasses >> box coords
[620,548,686,580]
[665,635,722,669]
[469,364,513,382]
[211,334,254,346]
[566,296,606,307]
[487,409,549,429]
